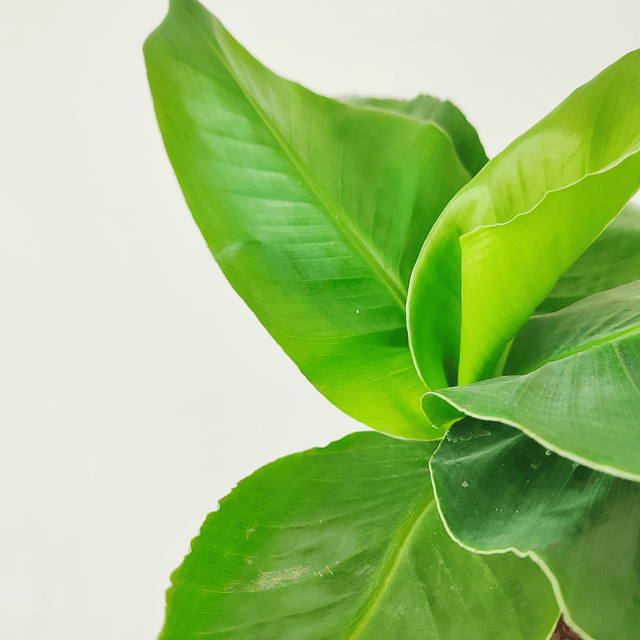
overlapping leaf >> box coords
[536,203,640,313]
[144,0,476,437]
[423,279,640,479]
[347,95,488,176]
[408,50,640,389]
[160,431,558,640]
[430,419,640,640]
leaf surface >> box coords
[423,279,640,479]
[408,50,640,389]
[160,431,558,640]
[347,95,488,176]
[536,202,640,313]
[144,0,472,436]
[430,419,640,640]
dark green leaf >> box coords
[144,0,472,437]
[160,431,558,640]
[408,50,640,389]
[431,419,640,640]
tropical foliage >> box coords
[144,1,640,638]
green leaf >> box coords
[408,50,640,389]
[430,418,640,640]
[536,202,640,313]
[346,95,488,176]
[423,279,640,479]
[160,431,558,640]
[144,0,472,437]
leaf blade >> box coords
[408,50,640,389]
[430,419,640,640]
[536,203,640,313]
[145,0,472,436]
[422,280,640,479]
[347,94,489,176]
[160,431,559,640]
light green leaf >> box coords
[347,95,488,176]
[408,50,640,389]
[160,431,558,640]
[430,419,640,640]
[144,0,472,437]
[536,202,640,313]
[423,280,640,479]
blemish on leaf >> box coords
[227,565,311,592]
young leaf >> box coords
[408,50,640,389]
[430,419,640,640]
[160,431,558,640]
[346,95,489,176]
[144,0,472,437]
[535,203,640,313]
[423,280,640,480]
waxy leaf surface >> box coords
[423,279,640,479]
[144,0,472,437]
[408,50,640,389]
[536,203,640,313]
[431,419,640,640]
[160,431,558,640]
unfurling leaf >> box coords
[408,50,640,389]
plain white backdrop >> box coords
[1,0,639,638]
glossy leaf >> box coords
[536,202,640,313]
[431,419,640,640]
[160,431,558,640]
[423,280,640,479]
[144,0,472,437]
[408,50,640,389]
[347,95,488,176]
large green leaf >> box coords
[423,279,640,479]
[347,95,488,176]
[160,431,558,640]
[144,0,472,437]
[430,419,640,640]
[408,50,640,389]
[536,202,640,313]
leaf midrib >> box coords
[341,493,436,640]
[178,1,408,308]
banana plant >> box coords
[144,1,640,638]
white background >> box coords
[1,0,639,638]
